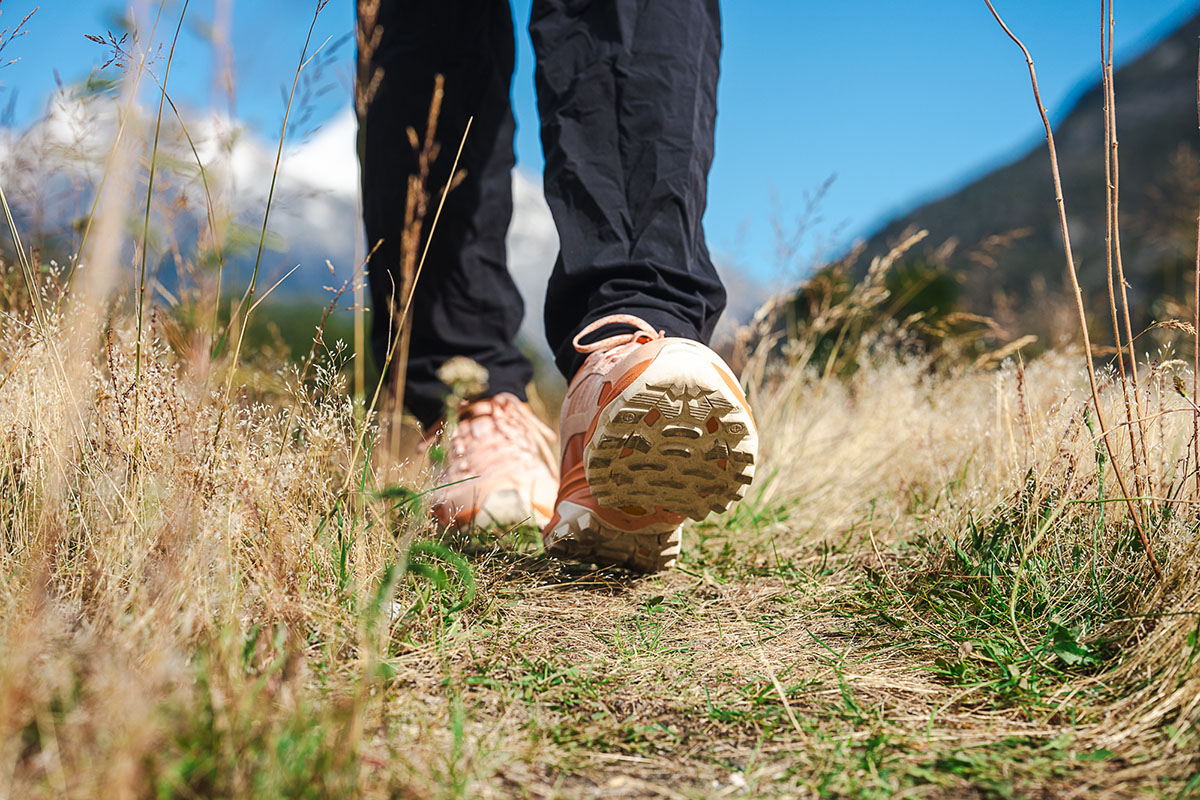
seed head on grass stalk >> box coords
[67,1,168,306]
[262,262,363,490]
[354,0,384,407]
[426,356,490,466]
[0,3,37,61]
[982,0,1161,580]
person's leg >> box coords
[358,0,533,429]
[529,0,726,380]
[529,0,755,572]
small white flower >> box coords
[437,356,489,398]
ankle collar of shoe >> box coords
[572,314,665,356]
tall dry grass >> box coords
[0,4,463,793]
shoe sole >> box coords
[585,341,757,520]
[544,341,757,573]
[544,501,683,572]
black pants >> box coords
[359,0,726,428]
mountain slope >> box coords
[862,12,1200,329]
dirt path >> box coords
[360,530,1167,799]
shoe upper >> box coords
[424,392,559,529]
[549,316,693,536]
[557,315,670,471]
[542,314,758,569]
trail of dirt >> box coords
[361,545,1155,799]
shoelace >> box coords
[572,314,665,355]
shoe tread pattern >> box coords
[585,379,756,522]
[544,503,683,572]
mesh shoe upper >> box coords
[424,392,559,529]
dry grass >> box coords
[3,2,1200,798]
[1,248,1199,797]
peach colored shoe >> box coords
[424,393,559,530]
[543,315,758,572]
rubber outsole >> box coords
[545,341,757,573]
[544,500,683,572]
[586,386,755,520]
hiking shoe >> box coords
[543,314,758,572]
[424,393,559,529]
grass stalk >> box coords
[354,0,382,408]
[1104,0,1153,503]
[1100,0,1145,507]
[982,0,1161,579]
[121,49,227,360]
[0,180,45,332]
[354,215,366,407]
[132,0,189,466]
[344,115,472,492]
[384,75,446,459]
[220,0,330,391]
[1194,41,1200,498]
[199,0,330,503]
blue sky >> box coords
[1,0,1197,283]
